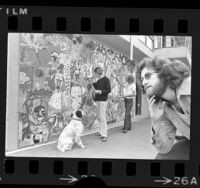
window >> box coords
[154,37,158,49]
[166,36,172,47]
[171,38,174,47]
[138,35,154,50]
[146,36,154,50]
[138,35,145,43]
[162,36,166,48]
[155,36,162,49]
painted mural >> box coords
[18,34,136,148]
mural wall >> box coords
[18,34,136,148]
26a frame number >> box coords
[174,177,197,186]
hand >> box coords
[147,95,166,122]
[95,90,102,94]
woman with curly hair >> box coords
[135,55,191,159]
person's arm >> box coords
[151,115,176,154]
[92,82,97,89]
[101,77,111,95]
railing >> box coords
[156,36,192,56]
[185,37,192,57]
[155,36,192,67]
[156,36,191,47]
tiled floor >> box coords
[6,117,158,159]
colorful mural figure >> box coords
[18,34,136,148]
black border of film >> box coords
[0,6,199,187]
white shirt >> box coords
[123,83,136,99]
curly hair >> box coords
[135,55,191,93]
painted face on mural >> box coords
[33,133,43,144]
[50,52,59,63]
[54,73,64,90]
[48,55,60,72]
[141,67,166,98]
[33,106,46,123]
[74,69,80,81]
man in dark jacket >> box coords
[93,66,111,142]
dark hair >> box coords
[135,55,190,93]
[94,67,103,75]
[76,110,83,118]
[126,75,134,84]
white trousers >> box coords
[96,101,108,137]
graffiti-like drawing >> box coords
[18,33,134,149]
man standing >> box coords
[93,66,111,142]
[135,56,191,159]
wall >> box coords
[141,94,150,118]
[6,34,20,152]
[6,33,137,151]
[153,46,188,59]
[121,35,154,58]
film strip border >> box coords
[0,7,194,35]
[2,158,200,186]
[0,6,200,187]
[7,13,189,34]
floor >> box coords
[6,117,158,159]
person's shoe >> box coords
[175,135,186,140]
[123,129,128,133]
[101,136,108,142]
